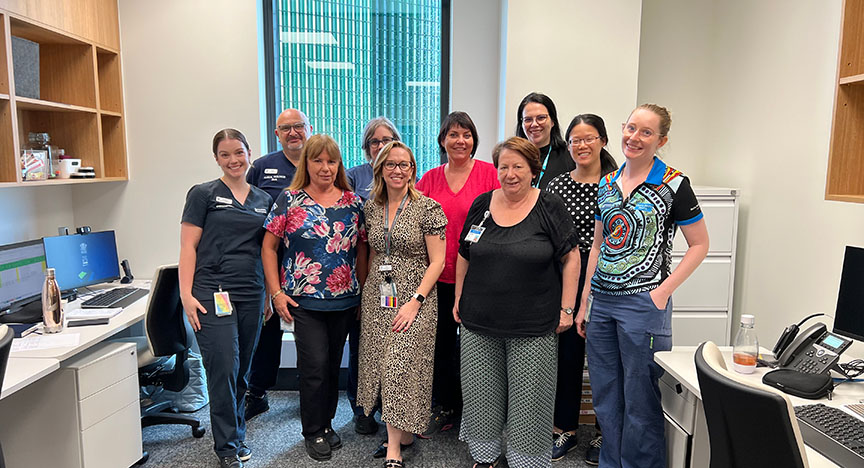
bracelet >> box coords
[271,290,284,301]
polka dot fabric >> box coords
[546,172,599,252]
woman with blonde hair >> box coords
[357,141,447,468]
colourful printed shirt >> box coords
[263,189,367,310]
[591,157,703,296]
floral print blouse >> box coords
[263,189,367,311]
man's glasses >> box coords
[277,123,307,133]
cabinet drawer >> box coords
[671,312,730,346]
[673,199,735,254]
[660,371,697,433]
[78,374,139,431]
[664,412,692,468]
[671,257,732,310]
[65,341,137,400]
[81,400,142,468]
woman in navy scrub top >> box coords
[179,128,272,468]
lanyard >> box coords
[383,194,409,259]
[532,145,553,187]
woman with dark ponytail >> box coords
[544,114,617,464]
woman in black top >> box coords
[544,114,618,463]
[454,137,580,468]
[515,92,575,189]
[179,129,272,468]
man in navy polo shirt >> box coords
[244,108,312,420]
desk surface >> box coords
[9,280,150,361]
[655,346,864,468]
[1,357,59,399]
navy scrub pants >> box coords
[247,312,282,397]
[585,290,673,468]
[196,294,264,458]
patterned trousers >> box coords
[459,326,557,468]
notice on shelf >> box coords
[11,333,80,353]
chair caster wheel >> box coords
[192,426,206,438]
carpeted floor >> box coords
[142,391,597,468]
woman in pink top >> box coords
[416,111,500,435]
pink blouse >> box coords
[417,160,500,283]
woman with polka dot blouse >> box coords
[544,114,617,463]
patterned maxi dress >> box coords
[357,195,448,434]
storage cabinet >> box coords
[670,187,739,346]
[0,1,127,187]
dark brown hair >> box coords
[212,128,250,154]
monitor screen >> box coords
[0,239,46,312]
[43,231,121,291]
[834,245,864,342]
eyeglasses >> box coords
[383,161,413,171]
[277,123,307,133]
[368,137,395,148]
[622,123,658,139]
[568,136,602,146]
[521,114,549,125]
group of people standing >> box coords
[177,91,709,468]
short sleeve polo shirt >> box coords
[591,157,703,296]
[246,150,298,203]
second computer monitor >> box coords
[43,230,121,292]
[834,245,864,342]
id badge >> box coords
[213,291,233,317]
[464,225,485,243]
[585,294,593,323]
[378,264,393,272]
[380,281,398,309]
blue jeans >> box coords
[585,290,672,468]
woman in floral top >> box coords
[262,134,368,462]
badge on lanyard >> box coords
[379,195,407,309]
[213,286,233,317]
[380,278,398,309]
[464,210,491,244]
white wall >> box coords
[504,0,643,163]
[70,0,263,278]
[638,0,864,355]
[0,186,75,243]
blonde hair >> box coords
[288,134,352,191]
[633,103,672,137]
[369,141,422,205]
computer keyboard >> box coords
[81,287,146,308]
[795,403,864,467]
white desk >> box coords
[0,357,59,399]
[655,346,863,468]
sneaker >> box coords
[305,435,332,461]
[324,427,343,450]
[218,455,242,468]
[585,434,602,466]
[551,432,578,461]
[244,393,269,421]
[237,442,251,462]
[355,413,380,435]
[421,406,455,437]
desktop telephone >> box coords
[774,322,852,375]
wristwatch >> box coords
[271,290,284,301]
[561,307,574,315]
[412,293,426,304]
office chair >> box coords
[0,324,13,468]
[695,341,809,468]
[119,265,205,440]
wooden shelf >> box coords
[15,97,97,113]
[839,73,864,85]
[0,3,127,189]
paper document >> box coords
[11,333,80,353]
[66,307,123,320]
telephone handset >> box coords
[775,322,852,375]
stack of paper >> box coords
[66,307,123,320]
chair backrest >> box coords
[695,341,809,468]
[0,324,12,390]
[144,264,189,358]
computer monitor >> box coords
[0,239,46,314]
[833,245,864,342]
[43,230,121,292]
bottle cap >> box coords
[740,314,755,325]
[46,268,55,277]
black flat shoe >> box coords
[372,438,414,459]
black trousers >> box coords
[247,312,282,396]
[431,281,462,412]
[196,295,263,457]
[293,305,354,438]
[554,250,599,432]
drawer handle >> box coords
[675,383,683,395]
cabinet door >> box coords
[673,199,736,254]
[671,257,732,310]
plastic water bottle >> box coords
[732,314,759,374]
[42,268,64,333]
